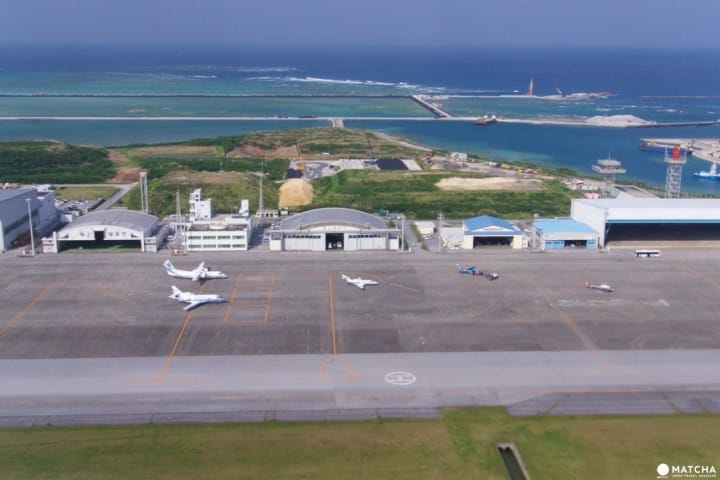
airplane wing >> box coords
[183,300,205,311]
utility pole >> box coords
[26,198,35,256]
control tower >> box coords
[592,156,626,198]
[665,145,687,198]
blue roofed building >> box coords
[533,218,598,251]
[461,214,524,249]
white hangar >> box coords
[43,209,161,253]
[269,207,401,252]
[571,198,720,247]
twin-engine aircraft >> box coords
[169,285,227,311]
[341,274,379,290]
[163,260,228,282]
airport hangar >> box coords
[268,207,401,251]
[0,187,60,253]
[42,209,163,253]
[571,198,720,247]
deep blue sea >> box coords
[1,45,719,194]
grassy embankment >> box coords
[1,408,718,479]
[54,186,119,202]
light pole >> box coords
[26,198,35,256]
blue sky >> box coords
[1,0,719,48]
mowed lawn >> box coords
[1,408,719,479]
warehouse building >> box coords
[43,209,161,253]
[0,187,60,253]
[269,208,400,251]
[532,218,599,250]
[460,214,524,249]
[571,198,720,247]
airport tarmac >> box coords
[1,247,719,425]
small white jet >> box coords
[341,274,379,290]
[585,281,614,292]
[163,260,228,282]
[169,285,227,311]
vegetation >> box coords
[54,186,118,202]
[1,408,718,479]
[310,170,574,219]
[115,171,276,217]
[186,127,427,159]
[0,141,114,183]
[135,156,288,182]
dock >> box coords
[409,95,451,118]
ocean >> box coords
[1,44,719,194]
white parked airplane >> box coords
[341,274,379,290]
[169,285,227,311]
[585,281,614,292]
[163,260,228,282]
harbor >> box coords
[640,137,720,180]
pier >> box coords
[409,95,451,118]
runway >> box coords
[1,350,720,427]
[1,248,719,425]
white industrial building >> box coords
[43,209,161,253]
[571,198,720,247]
[183,190,253,252]
[0,187,60,253]
[269,208,400,251]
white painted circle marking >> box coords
[385,371,416,386]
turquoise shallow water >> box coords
[1,45,719,195]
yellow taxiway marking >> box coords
[224,271,275,325]
[526,276,600,352]
[162,283,208,373]
[328,272,338,355]
[0,283,56,338]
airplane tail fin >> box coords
[163,259,174,273]
[585,281,589,288]
[170,285,182,297]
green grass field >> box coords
[1,408,718,479]
[54,186,119,202]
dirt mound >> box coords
[436,177,542,191]
[278,179,314,208]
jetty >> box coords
[410,95,451,118]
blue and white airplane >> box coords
[169,285,227,311]
[457,264,499,280]
[163,260,228,282]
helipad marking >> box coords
[385,371,416,386]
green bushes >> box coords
[0,141,114,183]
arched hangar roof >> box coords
[281,208,388,231]
[61,209,158,233]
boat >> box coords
[473,114,498,126]
[639,140,692,155]
[694,162,720,180]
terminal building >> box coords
[268,208,400,251]
[571,198,720,247]
[183,190,253,252]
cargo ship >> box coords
[473,114,498,126]
[639,140,692,155]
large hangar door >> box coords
[473,236,512,248]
